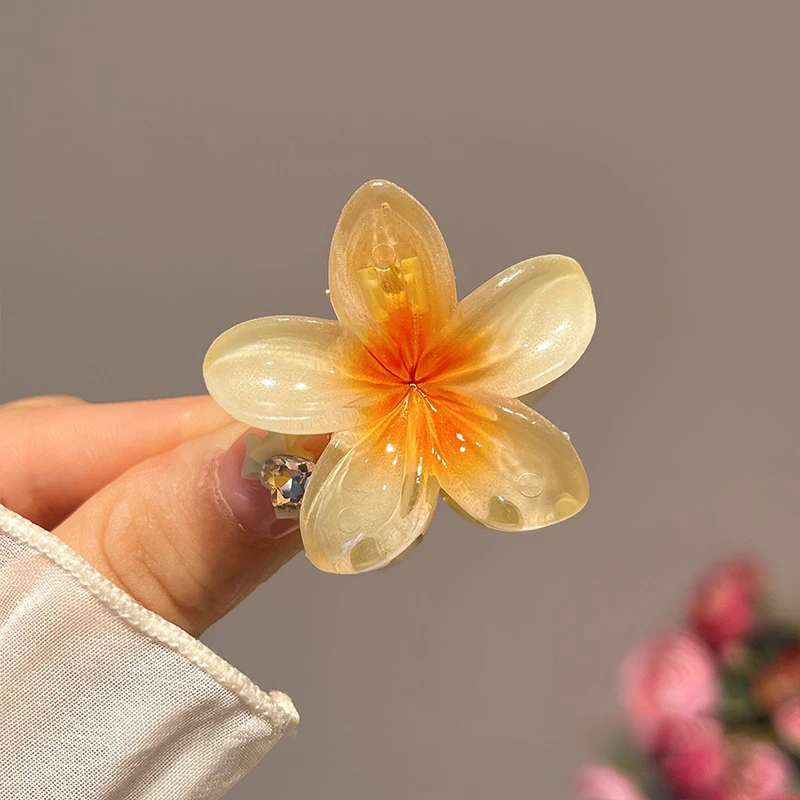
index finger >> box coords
[0,395,231,529]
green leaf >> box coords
[720,666,764,726]
[748,624,800,668]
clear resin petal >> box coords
[300,392,439,574]
[428,387,589,531]
[417,255,596,398]
[329,179,457,378]
[203,315,402,434]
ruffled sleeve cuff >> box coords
[0,502,298,800]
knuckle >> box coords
[0,412,38,517]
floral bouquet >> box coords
[577,559,800,800]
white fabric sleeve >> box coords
[0,503,299,800]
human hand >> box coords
[0,394,328,635]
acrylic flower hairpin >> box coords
[204,179,596,574]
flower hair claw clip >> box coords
[204,180,596,574]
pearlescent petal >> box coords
[418,255,596,397]
[204,315,400,435]
[329,179,457,378]
[300,392,438,574]
[429,388,589,531]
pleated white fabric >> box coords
[0,503,298,799]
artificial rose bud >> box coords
[658,717,725,797]
[687,558,761,652]
[656,715,726,797]
[575,764,646,800]
[621,631,719,748]
[774,697,800,754]
[726,739,792,800]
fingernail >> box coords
[217,430,299,540]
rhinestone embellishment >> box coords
[260,454,316,517]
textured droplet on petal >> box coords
[349,537,381,571]
[487,496,523,528]
[517,472,545,498]
[336,507,361,534]
[555,493,581,517]
[260,454,316,517]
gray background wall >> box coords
[2,3,800,797]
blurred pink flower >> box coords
[621,631,719,748]
[775,697,800,754]
[687,558,761,651]
[656,715,726,797]
[575,764,646,800]
[721,740,792,800]
[708,736,800,800]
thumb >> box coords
[54,424,327,635]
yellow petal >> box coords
[300,392,438,574]
[204,316,401,434]
[428,387,589,531]
[328,179,457,379]
[418,255,595,398]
